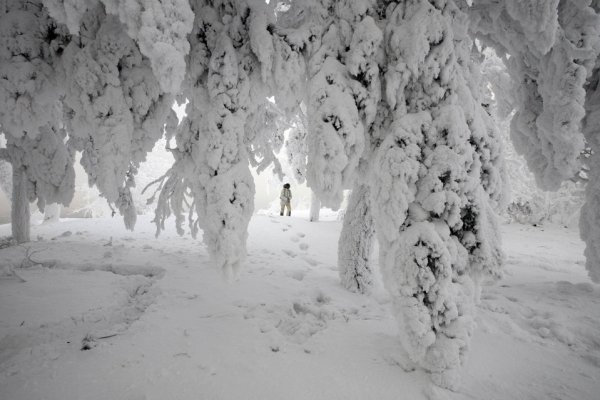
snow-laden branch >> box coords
[43,0,194,93]
[469,0,600,190]
[370,1,504,389]
[63,10,174,229]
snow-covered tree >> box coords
[482,51,584,227]
[62,6,175,229]
[469,0,600,284]
[369,0,505,388]
[2,0,598,390]
[0,0,75,242]
[333,1,383,294]
[278,0,366,209]
[469,0,600,191]
[152,0,288,277]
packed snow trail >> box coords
[0,214,598,400]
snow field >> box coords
[0,214,598,400]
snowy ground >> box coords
[0,212,598,400]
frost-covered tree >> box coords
[278,0,366,208]
[246,100,288,178]
[284,111,309,185]
[278,0,382,291]
[0,127,75,243]
[469,0,600,284]
[62,6,176,229]
[334,1,383,294]
[368,0,505,388]
[469,0,600,191]
[0,0,75,242]
[482,51,584,227]
[152,0,289,277]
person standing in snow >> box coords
[280,183,292,216]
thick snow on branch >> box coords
[284,112,309,184]
[246,101,287,178]
[153,0,285,277]
[371,0,504,389]
[0,0,75,243]
[469,0,600,190]
[0,0,69,140]
[4,126,75,211]
[43,0,194,93]
[284,2,372,208]
[63,11,173,229]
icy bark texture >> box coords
[469,0,600,191]
[370,1,505,388]
[42,0,194,93]
[309,190,320,222]
[338,183,375,293]
[11,166,30,243]
[63,8,174,229]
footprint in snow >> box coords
[299,243,309,251]
[290,236,300,243]
[283,249,297,258]
[297,232,305,238]
[302,256,318,266]
[286,270,306,281]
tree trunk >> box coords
[12,166,30,243]
[337,184,375,293]
[309,190,320,222]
